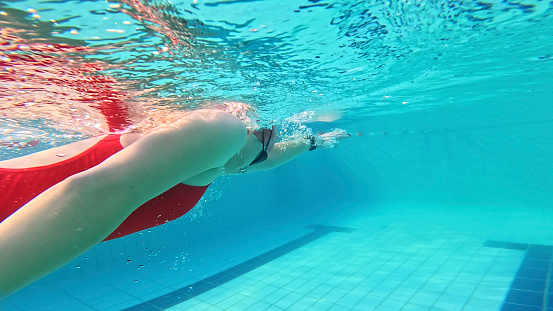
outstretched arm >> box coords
[245,129,351,173]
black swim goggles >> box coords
[249,125,277,165]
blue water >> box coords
[1,0,553,310]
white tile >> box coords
[322,287,349,303]
[413,265,440,277]
[402,275,429,290]
[408,290,442,307]
[281,278,308,292]
[432,269,459,281]
[263,288,291,305]
[205,288,239,305]
[337,276,365,290]
[421,279,450,293]
[215,292,249,310]
[402,303,433,311]
[479,274,515,287]
[230,296,263,310]
[471,284,509,302]
[337,289,366,308]
[454,272,484,284]
[432,293,469,311]
[462,297,503,311]
[370,282,398,298]
[249,300,272,310]
[195,301,225,310]
[329,304,355,311]
[376,299,406,310]
[389,285,419,302]
[444,281,478,297]
[253,284,279,300]
[273,292,303,309]
[308,283,335,298]
[287,296,319,310]
[309,299,335,310]
[196,285,227,301]
[385,271,411,285]
[240,283,265,297]
[354,294,385,310]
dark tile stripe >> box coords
[122,224,355,311]
[484,240,553,311]
[501,303,542,311]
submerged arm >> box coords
[244,129,351,173]
[245,138,312,172]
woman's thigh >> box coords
[77,109,247,208]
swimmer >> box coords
[0,104,351,299]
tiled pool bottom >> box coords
[126,204,553,311]
[133,207,553,311]
[2,203,552,310]
[142,229,524,311]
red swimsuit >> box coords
[0,135,209,241]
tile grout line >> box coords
[484,240,553,311]
[543,258,552,311]
[120,224,356,311]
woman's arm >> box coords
[244,138,311,172]
[244,129,351,173]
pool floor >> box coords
[2,203,552,310]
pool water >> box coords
[1,0,553,310]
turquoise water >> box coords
[2,0,553,310]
